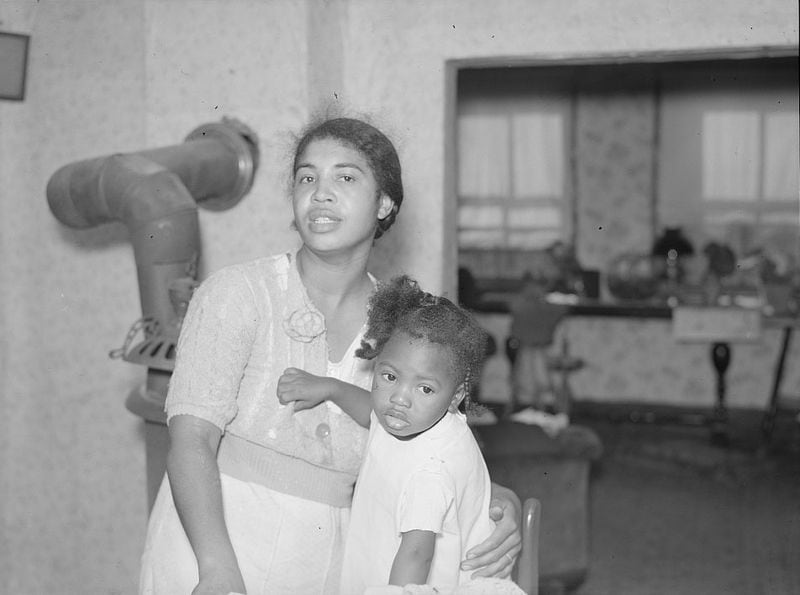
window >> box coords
[457,70,572,251]
[658,59,799,256]
[702,110,799,234]
[454,58,798,286]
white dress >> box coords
[139,327,373,595]
[341,411,495,593]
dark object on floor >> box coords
[475,422,603,593]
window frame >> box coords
[456,88,574,251]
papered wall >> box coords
[1,2,308,593]
[574,77,658,272]
[1,0,797,592]
[477,313,800,409]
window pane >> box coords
[762,209,800,225]
[507,229,561,250]
[458,115,509,197]
[511,112,564,197]
[702,111,760,200]
[507,205,561,228]
[459,229,506,249]
[704,209,758,226]
[458,205,505,228]
[764,112,800,200]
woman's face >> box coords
[370,331,466,439]
[292,138,394,256]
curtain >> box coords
[702,110,760,200]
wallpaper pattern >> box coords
[575,87,656,271]
[478,313,800,410]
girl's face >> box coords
[292,138,394,256]
[370,331,466,439]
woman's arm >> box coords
[461,482,522,579]
[277,367,372,427]
[389,530,436,586]
[167,414,246,595]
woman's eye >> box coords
[296,174,314,184]
[340,174,355,182]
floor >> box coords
[565,404,800,595]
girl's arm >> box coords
[167,414,246,595]
[389,530,436,586]
[461,482,522,578]
[277,367,372,427]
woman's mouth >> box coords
[308,210,340,229]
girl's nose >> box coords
[389,388,410,408]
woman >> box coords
[140,117,521,595]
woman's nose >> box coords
[312,179,334,202]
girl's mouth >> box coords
[383,410,409,430]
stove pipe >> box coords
[46,118,259,417]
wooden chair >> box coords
[516,497,542,595]
[545,335,585,417]
[505,332,584,416]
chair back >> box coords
[516,497,541,595]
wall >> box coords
[1,3,149,593]
[1,0,797,592]
[574,70,658,271]
[478,312,800,409]
[339,0,799,293]
[1,1,309,592]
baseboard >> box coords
[570,399,800,438]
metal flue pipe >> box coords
[46,118,259,404]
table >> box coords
[474,297,798,445]
[761,318,797,443]
[672,306,762,445]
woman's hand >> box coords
[168,415,244,595]
[192,563,246,595]
[277,367,333,411]
[461,483,522,579]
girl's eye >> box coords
[382,372,396,382]
[420,385,434,395]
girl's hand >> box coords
[277,367,333,411]
[461,484,522,579]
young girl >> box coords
[139,117,521,595]
[340,276,526,594]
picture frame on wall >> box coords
[0,31,31,101]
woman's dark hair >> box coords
[293,117,403,239]
[356,275,490,406]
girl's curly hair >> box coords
[356,275,490,407]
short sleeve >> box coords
[165,266,262,429]
[397,460,454,535]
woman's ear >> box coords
[377,193,395,221]
[448,383,467,413]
